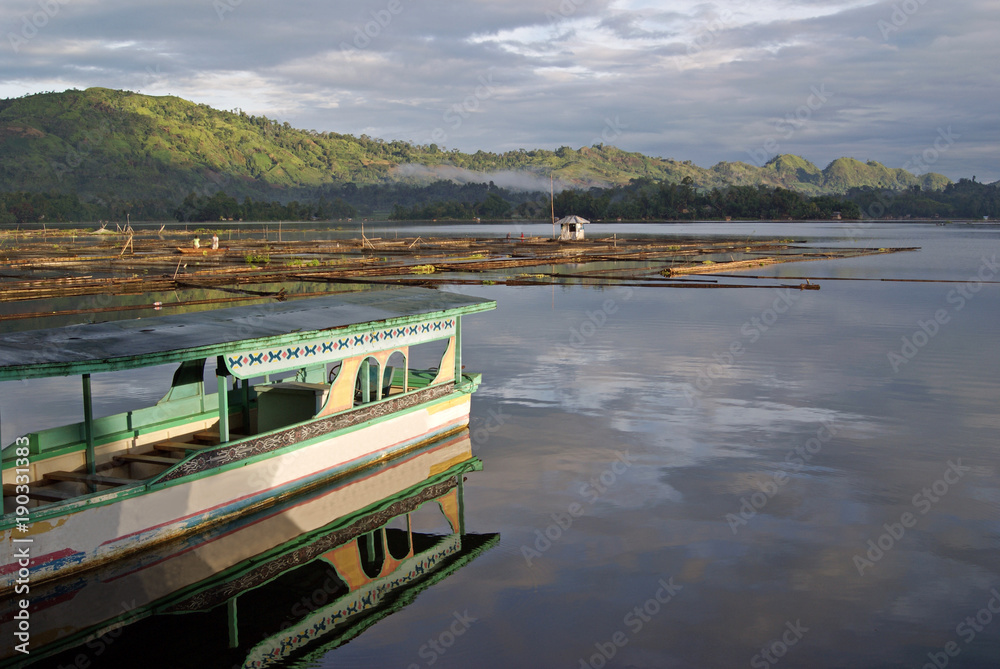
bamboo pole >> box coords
[550,174,555,240]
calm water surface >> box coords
[4,222,999,668]
[341,222,1000,669]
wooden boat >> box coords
[176,246,227,255]
[0,430,496,666]
[0,287,495,593]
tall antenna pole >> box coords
[550,174,555,239]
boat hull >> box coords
[175,246,225,254]
[1,388,472,591]
[0,431,479,664]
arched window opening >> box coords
[385,514,411,560]
[383,350,408,397]
[327,361,342,385]
[358,530,385,579]
[405,339,450,389]
[354,356,381,406]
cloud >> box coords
[0,0,996,180]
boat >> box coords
[175,246,227,255]
[0,430,496,667]
[0,287,496,592]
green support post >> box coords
[82,374,96,492]
[454,317,463,384]
[227,597,239,648]
[360,358,370,403]
[216,357,230,444]
[457,473,466,538]
[241,379,251,435]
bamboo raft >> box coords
[0,227,921,318]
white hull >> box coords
[0,431,475,662]
[2,392,470,591]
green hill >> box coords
[0,88,951,207]
[0,87,393,203]
[764,154,823,189]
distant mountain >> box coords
[0,88,951,205]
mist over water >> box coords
[390,163,580,191]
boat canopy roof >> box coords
[0,288,495,381]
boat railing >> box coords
[2,369,477,516]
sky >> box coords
[1,0,997,182]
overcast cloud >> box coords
[1,0,996,181]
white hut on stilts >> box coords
[556,215,588,240]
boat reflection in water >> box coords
[1,430,496,668]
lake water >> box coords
[4,221,999,668]
[340,222,1000,669]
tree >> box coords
[476,192,511,219]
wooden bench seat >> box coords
[191,429,246,445]
[43,471,137,487]
[115,453,180,466]
[3,483,75,503]
[154,440,214,454]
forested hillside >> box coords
[0,88,969,222]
